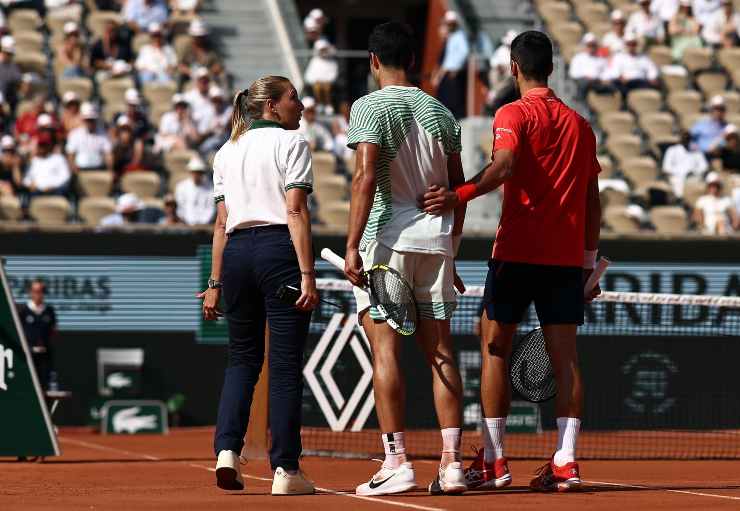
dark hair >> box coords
[510,30,553,83]
[368,22,415,71]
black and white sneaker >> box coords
[428,462,467,495]
[356,462,417,496]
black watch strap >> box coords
[208,278,223,289]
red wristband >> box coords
[455,183,477,204]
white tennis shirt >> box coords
[212,120,313,234]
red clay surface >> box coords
[2,427,740,511]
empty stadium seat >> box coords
[682,47,713,73]
[99,77,135,105]
[14,31,44,54]
[606,134,642,163]
[668,90,703,119]
[0,195,22,221]
[313,151,337,179]
[8,9,41,33]
[575,2,610,28]
[168,171,190,193]
[314,175,348,204]
[588,90,621,115]
[601,111,636,138]
[58,77,94,102]
[662,71,689,93]
[550,22,583,50]
[88,12,123,39]
[320,201,350,229]
[132,33,151,53]
[718,48,740,76]
[143,82,177,107]
[696,72,728,98]
[121,171,161,198]
[604,205,640,234]
[639,112,675,142]
[149,103,171,126]
[29,196,70,225]
[627,89,662,114]
[682,178,706,207]
[78,171,112,197]
[597,155,614,177]
[649,46,673,68]
[164,149,198,176]
[16,52,47,76]
[601,187,629,207]
[621,157,658,187]
[538,1,572,26]
[78,197,116,225]
[650,206,689,234]
[718,91,740,114]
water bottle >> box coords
[49,371,59,392]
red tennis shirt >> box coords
[491,87,600,267]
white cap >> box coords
[187,156,207,172]
[706,171,722,184]
[1,135,15,149]
[116,193,143,213]
[62,91,80,104]
[304,17,319,31]
[1,35,14,54]
[37,113,53,127]
[111,60,131,76]
[308,8,324,20]
[625,204,647,221]
[176,0,197,9]
[611,9,625,21]
[582,32,597,45]
[188,18,209,37]
[724,124,739,137]
[21,72,35,83]
[148,22,163,34]
[124,88,141,105]
[444,10,459,23]
[80,102,98,119]
[710,94,726,108]
[208,85,224,99]
[194,66,209,80]
[315,39,331,51]
[64,21,79,35]
[302,96,316,109]
[502,29,517,46]
[172,93,188,106]
[116,115,132,127]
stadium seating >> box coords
[58,78,94,102]
[0,196,22,221]
[29,196,71,226]
[8,9,42,33]
[682,47,714,73]
[606,134,642,164]
[78,197,116,226]
[650,206,690,234]
[319,200,350,229]
[696,72,729,98]
[121,172,161,199]
[600,111,636,138]
[627,89,663,115]
[621,157,658,188]
[78,171,113,198]
[604,205,640,234]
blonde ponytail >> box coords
[229,75,292,142]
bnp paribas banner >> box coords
[0,264,59,457]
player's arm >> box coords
[345,142,379,287]
[584,175,602,301]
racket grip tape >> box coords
[320,248,346,271]
[584,257,610,296]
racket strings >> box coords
[510,329,557,402]
[368,269,417,334]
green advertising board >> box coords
[0,263,59,457]
[101,400,168,435]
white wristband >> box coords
[452,235,462,257]
[583,250,598,269]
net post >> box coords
[241,323,269,459]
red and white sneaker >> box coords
[463,447,512,490]
[529,457,582,492]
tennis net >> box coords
[300,278,740,460]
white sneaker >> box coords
[215,450,244,491]
[429,462,467,495]
[271,467,315,495]
[356,462,417,496]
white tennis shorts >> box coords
[353,240,457,322]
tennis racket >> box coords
[509,257,611,403]
[321,248,418,336]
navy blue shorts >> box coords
[483,259,585,326]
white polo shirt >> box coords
[212,120,313,234]
[66,126,112,169]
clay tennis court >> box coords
[3,427,740,510]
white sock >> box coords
[381,432,406,469]
[553,417,581,466]
[440,427,461,466]
[482,417,506,463]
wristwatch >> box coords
[207,278,223,289]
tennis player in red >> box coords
[421,30,602,492]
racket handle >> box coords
[321,248,346,271]
[585,257,610,295]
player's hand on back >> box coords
[419,184,459,214]
[344,247,367,287]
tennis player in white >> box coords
[343,22,467,496]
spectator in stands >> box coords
[155,93,198,152]
[66,103,113,173]
[0,35,21,110]
[297,96,333,153]
[15,97,59,154]
[60,91,83,135]
[124,0,169,33]
[569,33,610,99]
[198,85,232,156]
[46,0,83,20]
[693,0,723,27]
[711,124,740,172]
[0,135,21,197]
[691,95,728,153]
[135,22,177,84]
[99,192,145,226]
[662,130,709,196]
[603,10,628,55]
[303,16,322,46]
[175,155,213,225]
[651,0,680,22]
[112,115,146,178]
[603,33,660,96]
[171,0,199,17]
[159,192,182,225]
[331,100,352,162]
[486,29,518,113]
[308,8,328,31]
[178,19,224,87]
[305,39,338,113]
[693,172,738,233]
[0,91,10,134]
[184,67,214,133]
[90,19,134,78]
[669,0,703,61]
[22,132,71,197]
[16,280,57,389]
[627,0,666,44]
[18,73,39,105]
[56,21,87,78]
[113,88,152,142]
[702,0,740,47]
[433,10,469,119]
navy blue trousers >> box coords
[213,225,311,471]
